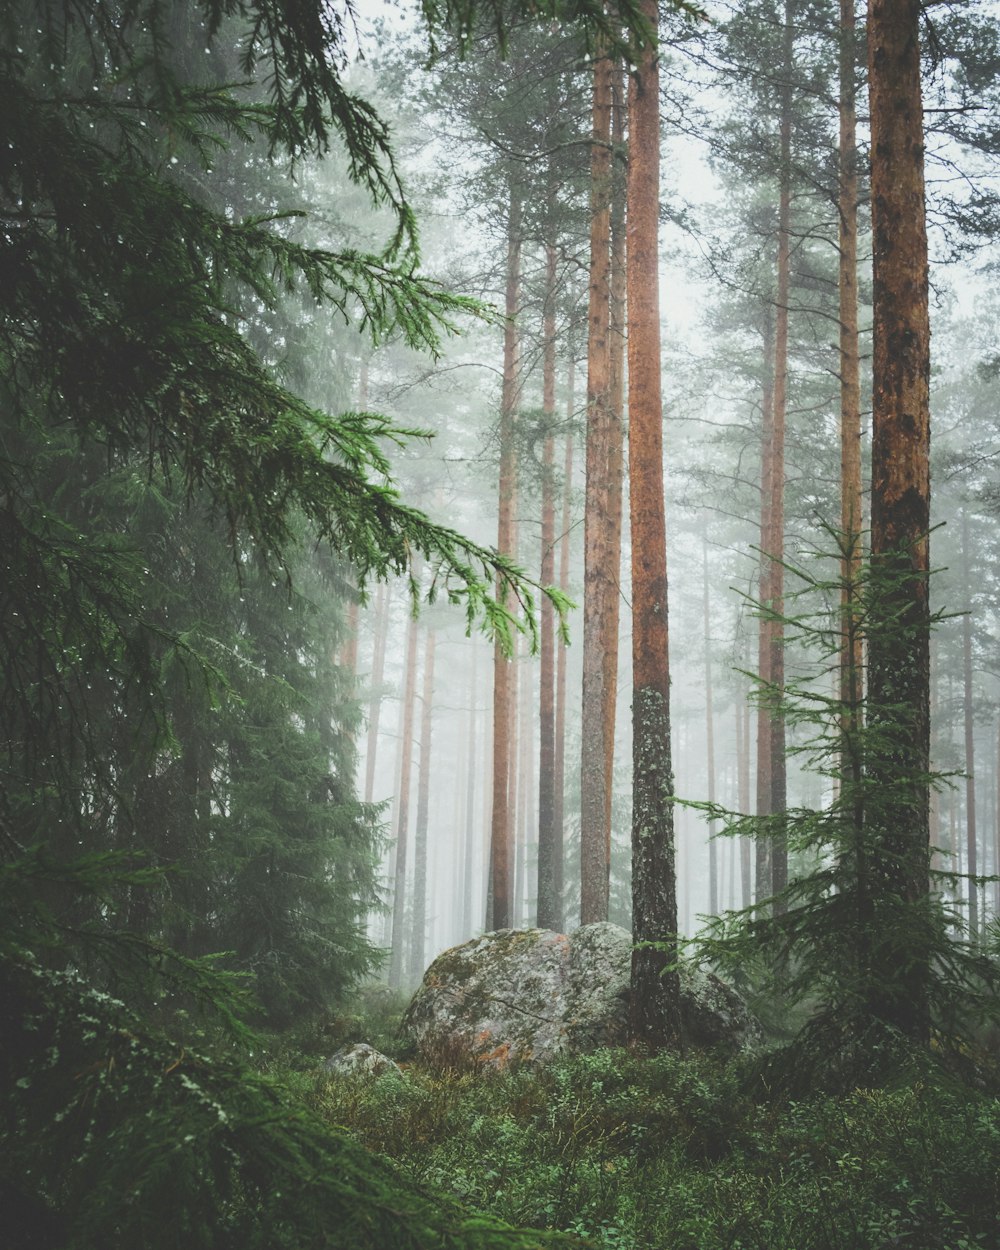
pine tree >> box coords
[626,0,681,1051]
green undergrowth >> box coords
[309,1047,1000,1250]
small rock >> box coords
[321,1042,401,1078]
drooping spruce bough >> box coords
[0,0,647,1243]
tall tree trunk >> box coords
[389,604,421,987]
[767,0,793,910]
[522,650,536,924]
[963,510,978,939]
[409,625,436,980]
[627,0,681,1051]
[461,644,479,940]
[488,177,522,932]
[605,55,627,835]
[552,392,575,926]
[339,359,369,679]
[839,0,864,757]
[364,582,391,806]
[737,691,752,908]
[866,0,932,1042]
[995,716,1000,919]
[703,529,718,915]
[537,243,560,929]
[755,305,776,903]
[581,43,615,924]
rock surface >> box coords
[401,922,760,1066]
[321,1042,401,1079]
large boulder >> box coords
[401,922,760,1067]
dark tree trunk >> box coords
[865,0,932,1043]
[767,0,793,911]
[839,0,864,764]
[627,0,681,1051]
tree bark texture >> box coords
[866,0,932,1042]
[626,0,681,1051]
[552,392,575,923]
[755,304,776,903]
[363,582,390,806]
[737,692,752,909]
[839,0,864,758]
[389,605,420,987]
[537,241,560,930]
[581,44,616,925]
[489,178,522,932]
[766,0,793,910]
[962,511,978,939]
[703,530,718,915]
[461,643,479,939]
[606,55,627,832]
[409,625,436,980]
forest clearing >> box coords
[4,0,1000,1246]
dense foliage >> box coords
[0,0,581,1242]
[312,1042,1000,1250]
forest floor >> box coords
[275,990,1000,1250]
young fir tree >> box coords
[699,531,1000,1090]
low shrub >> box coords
[311,1044,1000,1250]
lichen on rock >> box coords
[401,922,761,1068]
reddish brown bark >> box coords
[488,177,522,932]
[537,242,560,930]
[627,0,680,1051]
[461,643,479,939]
[605,56,627,834]
[866,0,932,1041]
[767,1,792,910]
[839,0,864,774]
[581,43,615,925]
